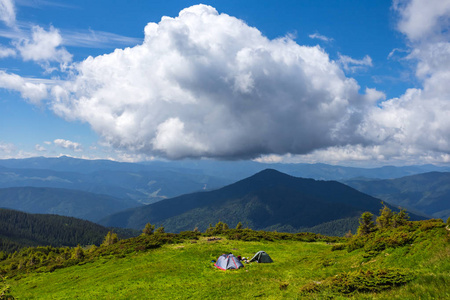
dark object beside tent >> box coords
[214,254,244,270]
[249,251,273,263]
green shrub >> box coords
[331,244,346,251]
[419,219,445,231]
[0,275,14,300]
[329,268,415,294]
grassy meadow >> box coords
[1,220,449,299]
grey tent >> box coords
[249,251,273,263]
[214,254,244,270]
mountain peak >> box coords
[252,168,291,178]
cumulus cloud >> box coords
[16,25,72,65]
[394,0,450,42]
[348,0,450,164]
[0,70,48,103]
[50,4,381,160]
[338,54,373,73]
[53,139,82,152]
[0,0,15,27]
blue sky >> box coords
[0,0,449,166]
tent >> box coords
[214,254,244,270]
[249,251,273,263]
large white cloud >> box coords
[353,0,450,163]
[50,4,380,159]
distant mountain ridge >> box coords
[344,171,450,221]
[0,187,142,222]
[0,162,228,204]
[2,156,450,181]
[100,169,421,235]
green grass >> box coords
[2,223,450,299]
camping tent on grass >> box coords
[214,254,244,270]
[249,251,273,263]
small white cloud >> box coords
[0,70,48,103]
[0,0,15,27]
[16,25,72,65]
[337,53,373,72]
[0,45,16,58]
[308,33,333,42]
[0,141,15,154]
[35,144,46,151]
[53,139,83,152]
[387,47,409,59]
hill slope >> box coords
[0,208,112,253]
[100,169,413,233]
[1,219,448,299]
[344,171,450,220]
[0,187,141,222]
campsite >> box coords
[1,218,449,299]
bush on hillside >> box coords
[300,268,415,295]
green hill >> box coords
[344,171,450,220]
[0,218,448,299]
[100,169,420,235]
[0,208,113,253]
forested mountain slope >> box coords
[0,208,112,253]
[100,169,421,234]
[345,171,450,220]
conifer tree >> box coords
[357,212,375,235]
[71,245,84,260]
[376,203,393,229]
[155,225,165,234]
[142,223,155,235]
[392,209,409,228]
[101,231,118,246]
[236,222,243,230]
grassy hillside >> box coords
[345,171,450,220]
[100,169,420,235]
[1,219,448,299]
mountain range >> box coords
[0,187,141,222]
[2,156,450,204]
[99,169,422,235]
[0,156,447,237]
[344,172,450,221]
